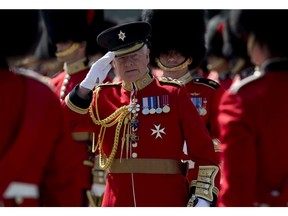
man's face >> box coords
[113,45,150,82]
[159,50,187,69]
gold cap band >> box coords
[115,42,144,57]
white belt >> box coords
[3,182,39,198]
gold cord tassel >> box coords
[89,87,130,170]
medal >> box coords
[142,108,149,115]
[162,95,170,113]
[162,105,170,113]
[149,96,156,115]
[201,107,207,115]
[142,97,149,115]
[150,108,156,114]
[156,107,162,114]
[156,96,162,114]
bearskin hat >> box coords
[38,10,115,58]
[0,10,41,59]
[86,10,117,56]
[229,10,288,56]
[206,14,226,58]
[222,14,250,62]
[142,9,206,70]
[41,10,88,45]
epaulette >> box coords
[157,76,183,86]
[14,68,52,87]
[230,70,264,93]
[193,78,220,89]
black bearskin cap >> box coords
[41,10,88,45]
[142,9,206,70]
[206,14,226,58]
[0,10,41,59]
[229,10,288,56]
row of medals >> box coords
[141,96,171,115]
[142,105,170,115]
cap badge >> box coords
[118,30,126,41]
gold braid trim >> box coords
[195,165,219,202]
[65,95,89,114]
[89,87,130,170]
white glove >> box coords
[194,198,211,207]
[80,51,115,90]
[91,183,106,197]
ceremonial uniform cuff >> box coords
[189,166,219,206]
[65,85,92,114]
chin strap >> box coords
[55,43,80,58]
[155,57,191,72]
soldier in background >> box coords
[222,11,257,85]
[142,10,224,199]
[206,14,234,90]
[218,10,288,207]
[41,9,113,206]
[0,10,82,207]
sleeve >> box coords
[177,86,220,206]
[209,86,226,163]
[62,84,96,133]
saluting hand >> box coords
[80,51,115,90]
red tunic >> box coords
[50,61,93,206]
[218,61,288,206]
[63,72,220,207]
[0,69,82,207]
[50,60,113,206]
[180,74,225,185]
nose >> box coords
[167,55,176,63]
[124,57,134,67]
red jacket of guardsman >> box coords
[0,69,82,207]
[178,72,225,185]
[42,9,115,206]
[50,60,113,205]
[63,71,220,207]
[218,60,288,206]
[50,60,94,204]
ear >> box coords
[187,57,193,65]
[247,33,256,57]
[146,48,150,63]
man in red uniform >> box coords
[62,21,220,207]
[41,10,113,206]
[142,9,225,189]
[218,10,288,207]
[0,10,82,207]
